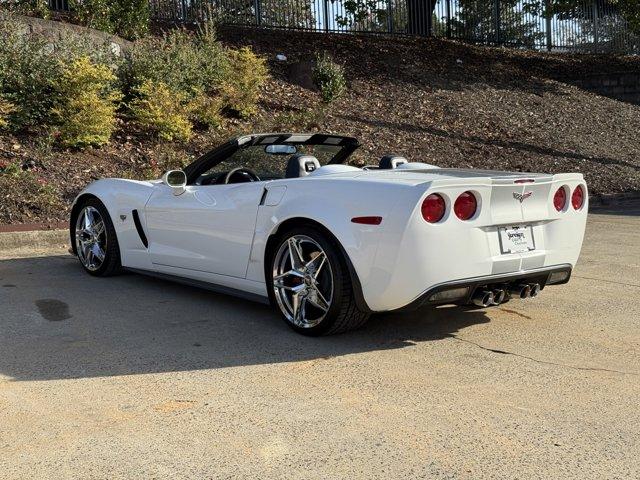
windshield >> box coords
[198,144,343,181]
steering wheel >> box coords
[223,167,261,184]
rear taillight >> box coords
[454,191,477,220]
[572,185,585,210]
[553,187,566,212]
[422,194,446,223]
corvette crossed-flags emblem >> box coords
[513,191,533,203]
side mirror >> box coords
[162,170,187,196]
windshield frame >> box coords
[183,133,360,185]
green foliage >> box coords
[53,56,121,147]
[0,96,16,130]
[129,80,192,142]
[188,89,224,129]
[0,24,61,131]
[120,28,229,99]
[222,47,269,117]
[2,0,50,18]
[69,0,149,40]
[313,52,347,104]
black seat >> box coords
[379,155,408,169]
[285,154,321,178]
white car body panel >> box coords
[73,157,587,313]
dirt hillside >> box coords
[1,26,639,225]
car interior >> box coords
[189,134,436,186]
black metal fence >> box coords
[47,0,639,54]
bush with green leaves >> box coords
[0,24,62,131]
[313,52,347,104]
[121,28,268,126]
[2,0,50,18]
[69,0,149,40]
[128,80,193,142]
[222,47,269,118]
[52,56,121,147]
[0,96,16,130]
[120,28,229,100]
[0,18,118,134]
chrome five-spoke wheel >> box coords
[75,206,107,272]
[272,234,333,329]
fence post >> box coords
[323,0,329,32]
[254,0,261,26]
[494,0,501,44]
[387,0,393,34]
[446,0,451,38]
[592,0,599,53]
[545,0,553,51]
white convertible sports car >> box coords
[71,133,588,335]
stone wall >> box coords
[4,13,131,57]
[572,72,640,105]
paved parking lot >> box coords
[1,204,639,479]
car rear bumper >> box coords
[393,263,572,312]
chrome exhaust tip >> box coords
[509,284,531,299]
[529,283,541,297]
[491,289,506,305]
[472,290,495,308]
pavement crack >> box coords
[446,334,639,376]
[573,275,640,288]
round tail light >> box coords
[553,187,566,212]
[454,191,477,220]
[422,194,446,223]
[572,185,585,210]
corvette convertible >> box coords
[70,133,588,335]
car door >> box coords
[144,182,264,278]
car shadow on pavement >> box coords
[0,255,490,382]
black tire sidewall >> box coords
[267,226,347,336]
[72,197,121,277]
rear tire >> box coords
[72,197,121,277]
[267,226,370,336]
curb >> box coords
[0,229,69,251]
[588,191,640,207]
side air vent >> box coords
[131,209,148,248]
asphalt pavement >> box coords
[1,204,638,479]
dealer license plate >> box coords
[499,225,535,254]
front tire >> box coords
[72,197,121,277]
[267,226,370,336]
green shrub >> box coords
[222,47,269,118]
[188,89,224,129]
[0,24,61,131]
[0,18,118,133]
[69,0,149,40]
[129,80,192,142]
[52,56,121,147]
[120,28,229,99]
[313,52,347,104]
[0,96,16,130]
[3,0,50,18]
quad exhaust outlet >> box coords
[472,283,541,307]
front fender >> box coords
[71,178,158,269]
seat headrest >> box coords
[285,154,320,178]
[379,155,408,169]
